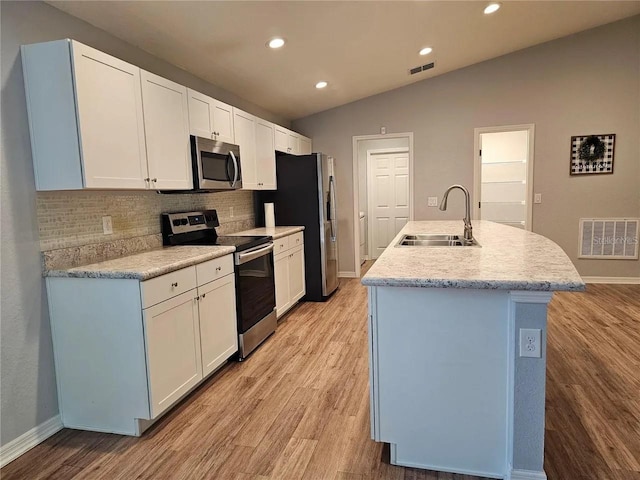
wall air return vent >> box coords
[578,218,639,259]
[409,62,435,75]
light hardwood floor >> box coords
[2,267,638,480]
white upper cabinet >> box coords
[299,136,312,155]
[140,71,192,190]
[187,89,235,144]
[255,119,277,190]
[234,108,276,191]
[22,39,192,191]
[274,125,312,155]
[233,108,258,189]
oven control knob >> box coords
[180,219,188,225]
[172,219,181,227]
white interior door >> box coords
[368,150,410,259]
[477,129,532,230]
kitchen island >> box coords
[362,221,584,480]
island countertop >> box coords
[362,220,584,291]
[44,245,236,280]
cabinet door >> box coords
[274,253,290,318]
[141,71,192,190]
[71,41,148,189]
[299,136,312,155]
[274,126,289,152]
[211,99,235,144]
[288,132,301,155]
[288,245,306,304]
[143,290,202,418]
[255,119,276,190]
[233,109,258,189]
[198,275,238,377]
[187,88,214,138]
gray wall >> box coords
[294,16,640,278]
[0,0,287,447]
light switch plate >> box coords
[534,193,542,204]
[102,216,113,235]
[427,196,438,207]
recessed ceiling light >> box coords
[419,47,433,56]
[315,81,328,89]
[483,2,501,14]
[267,37,285,49]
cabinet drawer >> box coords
[289,231,304,249]
[196,255,234,286]
[273,236,290,255]
[141,267,197,308]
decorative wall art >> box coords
[570,134,615,175]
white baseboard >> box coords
[338,271,358,278]
[506,468,547,480]
[581,276,640,284]
[0,415,63,468]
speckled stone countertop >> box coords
[44,246,236,280]
[362,221,585,291]
[234,226,304,239]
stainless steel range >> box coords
[162,210,276,360]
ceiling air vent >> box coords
[409,62,435,75]
[578,218,639,259]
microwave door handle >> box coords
[226,154,233,185]
[229,151,239,188]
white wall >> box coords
[0,0,287,448]
[293,16,640,278]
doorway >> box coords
[473,125,535,230]
[352,133,413,278]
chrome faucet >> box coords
[439,184,473,242]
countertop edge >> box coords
[234,226,305,239]
[361,277,586,291]
[44,246,236,281]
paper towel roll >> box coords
[264,203,275,228]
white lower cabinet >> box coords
[273,232,306,318]
[198,274,238,377]
[143,290,202,418]
[45,254,237,436]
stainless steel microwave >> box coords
[191,136,242,190]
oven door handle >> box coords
[236,243,274,265]
[229,151,239,188]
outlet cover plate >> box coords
[102,216,113,235]
[534,193,542,204]
[428,196,438,207]
[519,328,541,358]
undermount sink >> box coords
[396,234,479,247]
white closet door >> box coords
[71,41,147,189]
[368,151,410,259]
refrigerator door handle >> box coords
[329,175,337,241]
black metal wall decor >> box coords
[570,134,615,175]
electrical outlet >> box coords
[230,206,234,218]
[380,126,386,135]
[519,328,541,358]
[102,216,113,235]
[427,196,438,207]
[534,193,542,204]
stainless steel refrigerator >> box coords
[257,153,339,301]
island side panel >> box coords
[370,286,510,478]
[508,292,552,478]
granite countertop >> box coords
[234,226,305,240]
[362,221,585,291]
[45,246,236,280]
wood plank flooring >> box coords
[2,268,638,480]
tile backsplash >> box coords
[37,189,255,251]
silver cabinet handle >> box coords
[152,178,157,182]
[144,177,150,182]
[171,282,178,287]
[201,293,206,298]
[216,266,221,271]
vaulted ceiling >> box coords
[48,1,640,120]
